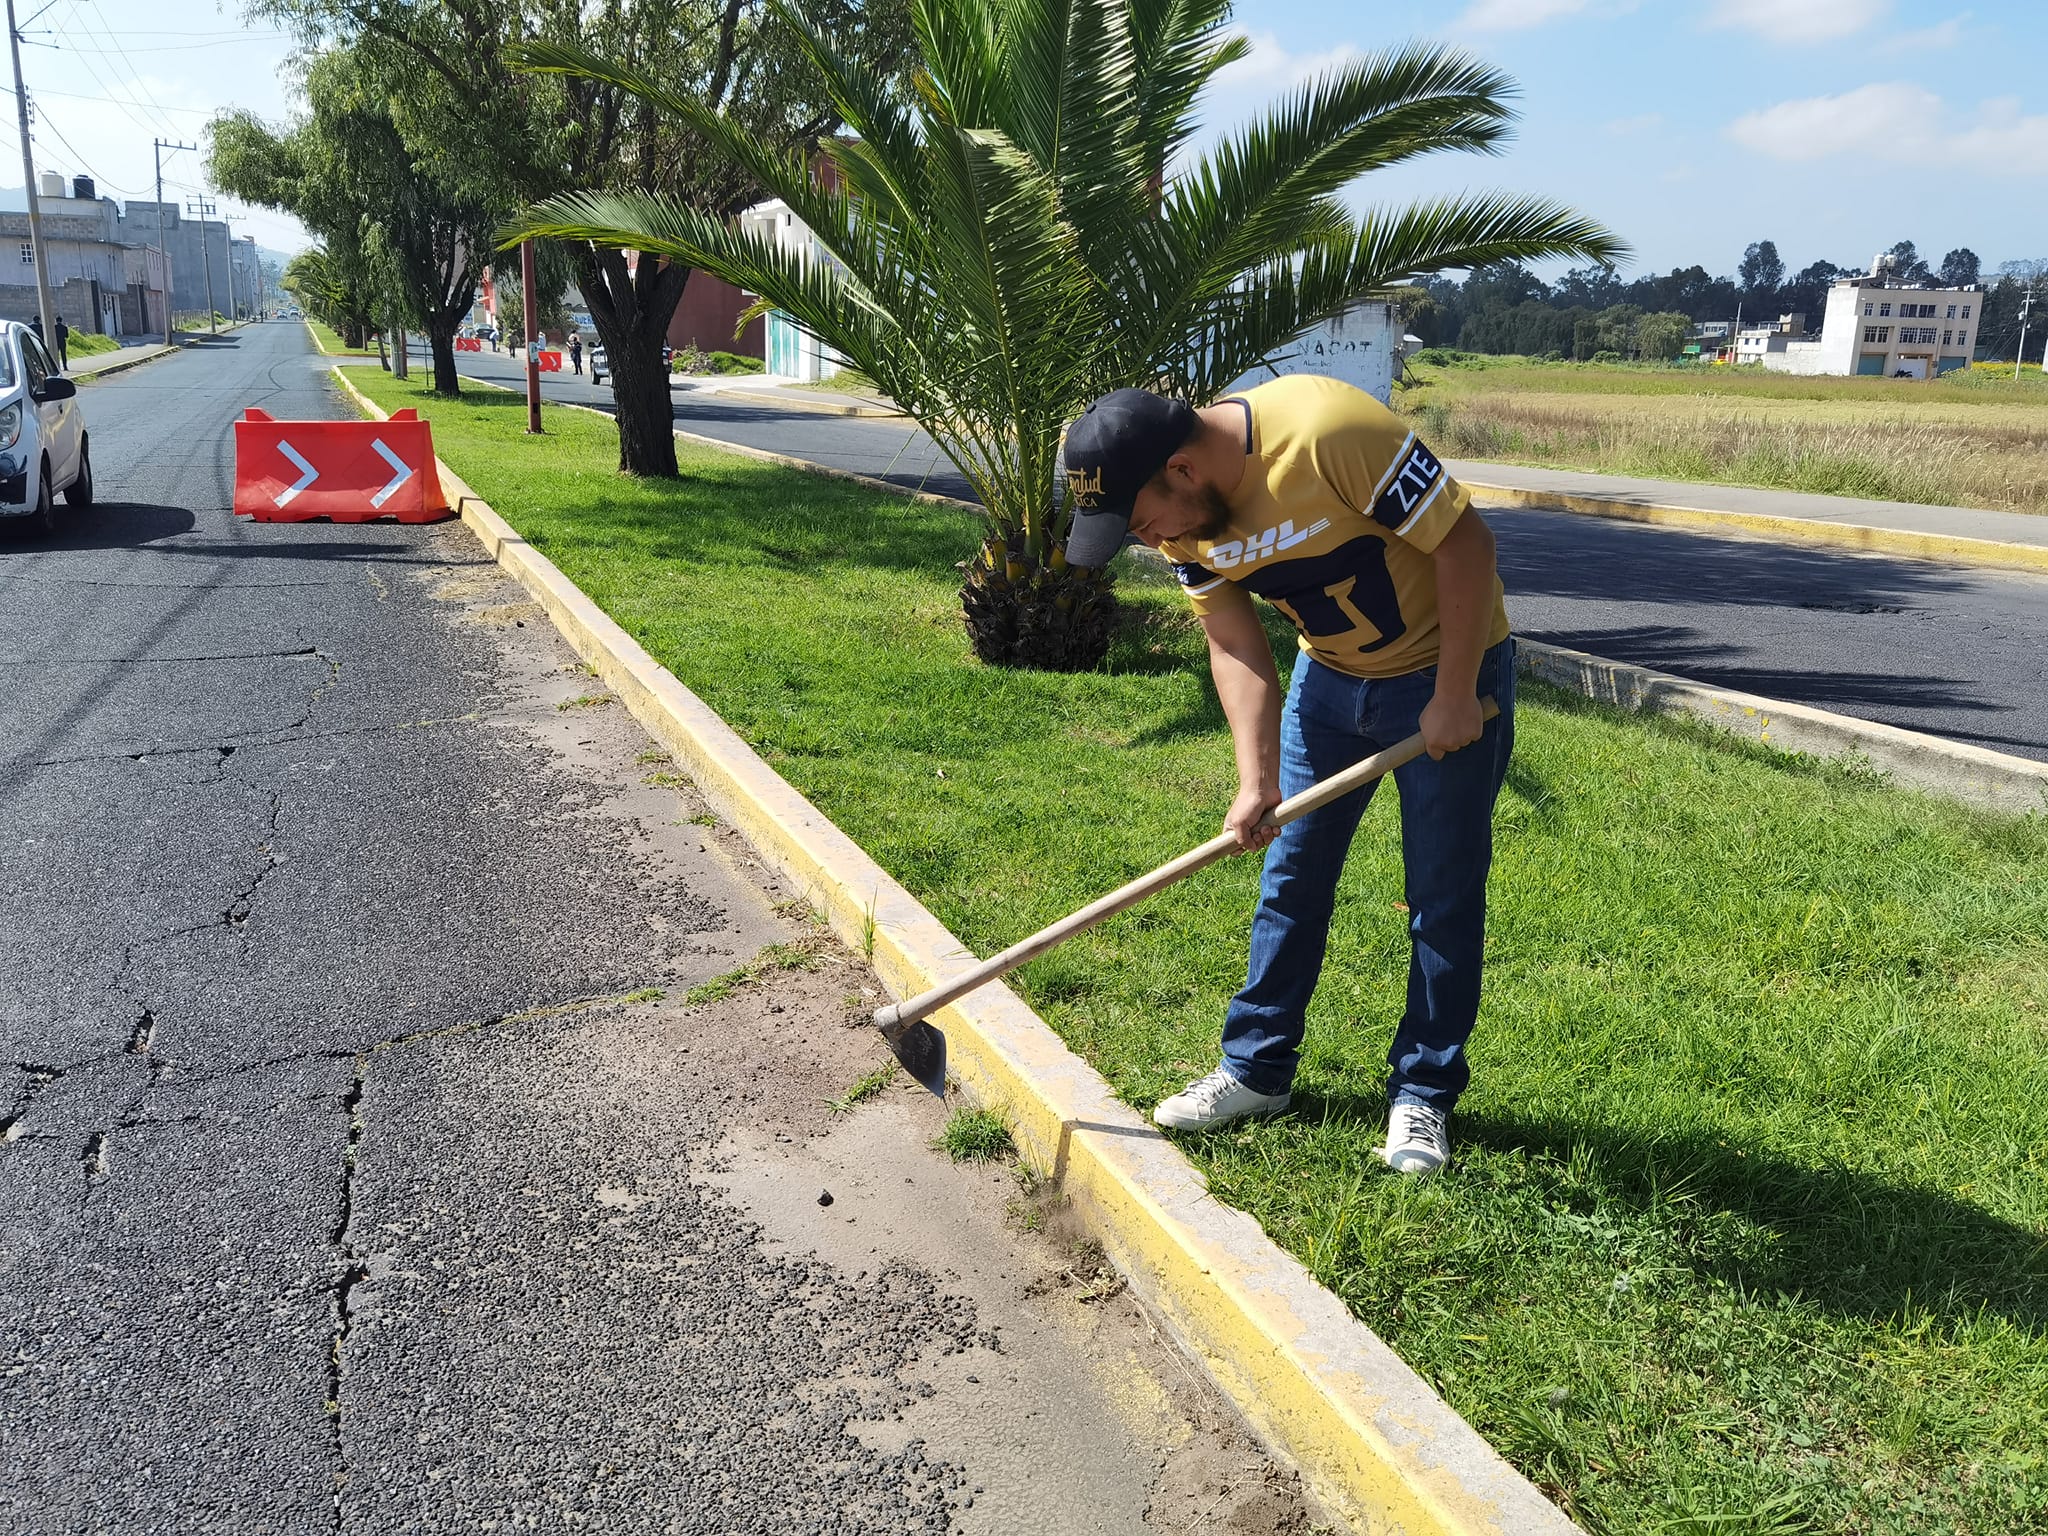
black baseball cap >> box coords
[1060,389,1199,568]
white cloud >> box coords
[1880,12,1969,51]
[1726,83,2048,176]
[1210,30,1359,91]
[1705,0,1888,44]
[1457,0,1599,28]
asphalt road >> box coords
[1,323,1307,1533]
[450,346,2048,762]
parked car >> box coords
[0,321,90,535]
[588,343,675,387]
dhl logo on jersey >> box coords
[1205,517,1332,569]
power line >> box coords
[56,34,288,52]
[30,99,133,190]
[47,3,162,135]
[82,0,179,133]
[48,0,177,141]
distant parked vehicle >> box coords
[0,321,90,536]
[588,343,675,387]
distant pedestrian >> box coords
[568,334,582,375]
[53,316,68,368]
[488,325,498,353]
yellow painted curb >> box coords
[1463,480,2048,576]
[330,362,1582,1536]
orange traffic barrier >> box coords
[455,336,482,352]
[233,408,452,523]
[537,350,563,372]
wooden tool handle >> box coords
[873,697,1499,1031]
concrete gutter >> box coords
[331,363,1583,1536]
[1463,479,2048,577]
[1517,638,2048,815]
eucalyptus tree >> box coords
[209,42,504,393]
[250,0,910,476]
[281,247,377,348]
[508,0,1625,669]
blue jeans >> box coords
[1220,639,1515,1109]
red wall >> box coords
[668,269,763,358]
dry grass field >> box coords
[1399,356,2048,513]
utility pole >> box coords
[6,0,58,355]
[153,138,196,346]
[522,237,541,433]
[185,198,217,333]
[2015,284,2035,385]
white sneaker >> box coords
[1380,1100,1451,1176]
[1152,1067,1291,1131]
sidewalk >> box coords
[66,342,179,381]
[1450,459,2048,573]
[706,377,899,417]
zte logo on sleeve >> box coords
[1372,439,1445,533]
[1207,518,1331,569]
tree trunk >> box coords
[571,244,690,477]
[609,332,678,477]
[428,322,460,395]
[343,321,366,349]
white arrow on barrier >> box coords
[274,439,319,507]
[369,437,415,509]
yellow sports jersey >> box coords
[1158,375,1511,680]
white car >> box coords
[0,321,90,535]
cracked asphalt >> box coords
[1,324,1312,1534]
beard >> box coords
[1191,484,1234,541]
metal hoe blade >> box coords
[877,1015,948,1099]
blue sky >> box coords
[9,0,2042,279]
[1199,0,2048,281]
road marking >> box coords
[369,437,414,508]
[275,440,318,507]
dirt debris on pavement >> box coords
[329,542,1325,1534]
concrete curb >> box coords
[1517,638,2048,815]
[330,362,1583,1536]
[305,319,379,359]
[1464,479,2048,577]
[670,423,979,511]
[68,344,178,382]
[712,384,901,419]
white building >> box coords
[1765,256,1979,378]
[735,198,845,382]
[1734,312,1808,367]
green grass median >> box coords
[307,318,378,357]
[347,368,2048,1536]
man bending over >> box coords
[1061,377,1514,1175]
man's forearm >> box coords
[1431,514,1498,700]
[1211,638,1283,792]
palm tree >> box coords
[507,0,1626,670]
